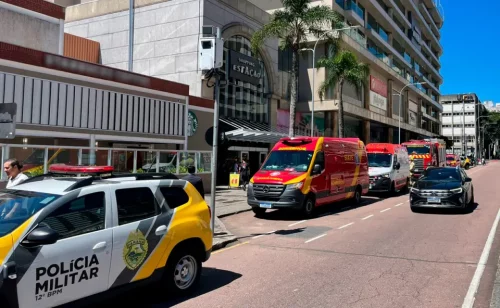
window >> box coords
[160,187,189,209]
[41,192,105,240]
[314,152,325,170]
[115,187,160,225]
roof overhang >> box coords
[220,117,288,143]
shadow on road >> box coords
[237,227,307,240]
[413,203,479,215]
[83,268,242,308]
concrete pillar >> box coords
[387,80,393,118]
[89,134,96,165]
[388,127,394,143]
[333,111,339,137]
[363,120,370,145]
[404,89,410,123]
[417,98,423,129]
[364,79,371,110]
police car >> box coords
[0,165,212,308]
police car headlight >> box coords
[450,187,462,194]
[287,182,304,190]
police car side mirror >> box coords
[312,164,321,175]
[21,226,59,247]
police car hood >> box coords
[368,167,392,176]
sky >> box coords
[439,0,500,104]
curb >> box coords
[217,208,252,218]
[490,252,500,307]
[212,237,238,251]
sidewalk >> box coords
[207,186,251,251]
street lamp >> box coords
[392,82,427,144]
[300,25,361,137]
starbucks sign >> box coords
[187,110,198,137]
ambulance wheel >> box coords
[403,179,410,193]
[353,187,362,206]
[303,197,315,218]
[252,207,267,217]
[164,245,202,296]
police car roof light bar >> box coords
[49,164,115,175]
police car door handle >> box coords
[155,225,168,236]
[93,241,107,252]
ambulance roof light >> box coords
[48,164,114,175]
[281,137,313,145]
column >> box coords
[417,98,423,129]
[364,79,371,110]
[89,134,96,165]
[387,80,393,118]
[363,120,370,145]
[404,89,410,123]
[388,127,394,143]
[426,105,432,132]
[333,111,339,137]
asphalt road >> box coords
[94,162,500,308]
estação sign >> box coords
[228,50,263,86]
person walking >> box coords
[239,159,250,191]
[4,158,28,188]
[182,165,205,199]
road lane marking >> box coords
[288,220,307,227]
[252,230,276,239]
[462,208,500,308]
[212,241,249,254]
[395,203,404,207]
[338,222,354,229]
[380,208,391,213]
[305,233,327,243]
[362,215,374,220]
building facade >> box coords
[440,93,486,157]
[253,0,444,143]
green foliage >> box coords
[24,168,44,177]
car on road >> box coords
[247,137,369,217]
[0,165,212,308]
[366,143,410,194]
[446,154,461,167]
[409,167,474,212]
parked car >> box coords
[366,143,410,194]
[409,167,474,213]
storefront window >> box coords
[220,35,270,124]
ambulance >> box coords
[247,137,369,217]
[0,165,212,308]
[366,143,410,193]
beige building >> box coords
[254,0,444,143]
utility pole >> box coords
[210,73,220,235]
[451,101,454,154]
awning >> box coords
[220,117,288,143]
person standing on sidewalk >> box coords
[240,159,250,191]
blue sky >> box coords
[439,0,499,104]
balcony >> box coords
[419,3,440,39]
[336,0,365,26]
[401,0,442,52]
[421,39,440,63]
[421,73,440,94]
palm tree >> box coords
[251,0,342,137]
[317,48,369,138]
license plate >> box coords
[259,203,272,209]
[427,197,441,203]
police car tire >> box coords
[164,247,202,296]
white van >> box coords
[366,143,410,194]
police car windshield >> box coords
[406,146,430,155]
[0,190,60,237]
[262,151,314,172]
[368,153,392,168]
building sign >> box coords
[369,91,387,111]
[187,110,198,137]
[369,75,387,111]
[227,50,263,85]
[0,103,16,139]
[409,110,417,126]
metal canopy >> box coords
[220,117,288,143]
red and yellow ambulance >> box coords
[247,137,369,217]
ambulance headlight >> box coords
[287,182,304,190]
[379,173,390,178]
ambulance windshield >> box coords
[0,190,60,237]
[405,145,430,155]
[367,153,392,168]
[262,151,314,172]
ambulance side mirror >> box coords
[312,164,322,175]
[21,226,59,247]
[394,162,401,170]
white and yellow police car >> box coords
[0,165,212,308]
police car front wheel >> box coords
[165,248,202,294]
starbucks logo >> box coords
[187,111,198,137]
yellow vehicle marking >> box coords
[300,138,324,195]
[133,183,212,281]
[346,141,364,199]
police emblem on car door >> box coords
[15,186,113,308]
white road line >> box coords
[305,233,327,243]
[462,208,500,308]
[380,208,391,213]
[395,202,404,207]
[338,222,354,229]
[362,215,374,220]
[252,230,276,239]
[288,220,307,227]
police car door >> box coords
[107,182,170,289]
[15,186,113,308]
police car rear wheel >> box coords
[166,249,201,295]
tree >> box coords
[317,49,369,137]
[251,0,342,137]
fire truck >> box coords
[402,138,447,176]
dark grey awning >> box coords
[220,117,288,143]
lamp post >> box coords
[392,82,426,144]
[300,25,361,137]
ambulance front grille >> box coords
[253,184,285,197]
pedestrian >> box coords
[240,159,250,191]
[4,158,28,188]
[182,165,205,199]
